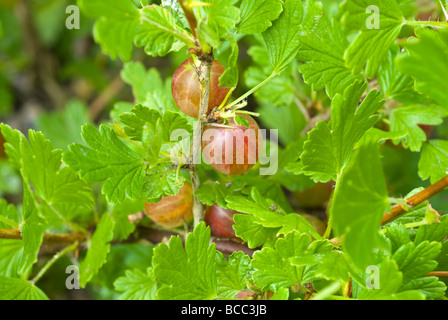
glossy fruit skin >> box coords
[201,114,261,175]
[205,204,238,239]
[144,182,193,228]
[171,57,231,118]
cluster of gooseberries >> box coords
[144,56,261,235]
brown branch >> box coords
[191,55,213,227]
[424,271,448,278]
[1,226,255,257]
[178,0,198,39]
[0,228,86,244]
[381,175,448,225]
[330,175,448,246]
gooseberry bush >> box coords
[1,0,448,301]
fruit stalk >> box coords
[191,56,213,227]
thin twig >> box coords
[381,175,448,224]
[424,271,448,278]
[331,175,448,246]
[0,228,86,244]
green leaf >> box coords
[1,124,95,223]
[121,62,164,104]
[78,0,139,61]
[64,124,146,204]
[233,214,279,249]
[135,5,189,57]
[0,199,19,229]
[377,45,429,105]
[114,268,157,300]
[263,0,321,73]
[195,180,246,208]
[342,0,405,78]
[315,251,351,283]
[392,241,441,282]
[398,28,448,109]
[414,216,448,244]
[144,163,188,201]
[389,105,446,152]
[357,259,424,300]
[79,213,115,288]
[331,143,390,270]
[298,16,363,98]
[418,140,448,184]
[0,240,24,278]
[216,251,253,298]
[219,38,239,88]
[399,276,446,300]
[197,0,240,48]
[91,243,154,289]
[251,233,332,291]
[237,0,283,34]
[120,105,192,148]
[0,276,48,300]
[300,82,384,182]
[226,188,322,240]
[19,182,45,275]
[35,100,90,151]
[384,224,411,253]
[154,222,218,300]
